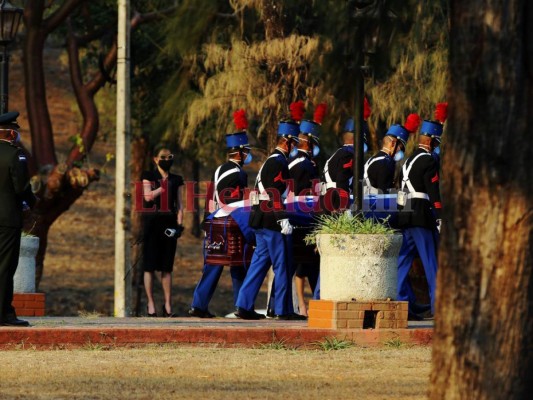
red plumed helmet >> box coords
[404,113,421,133]
[364,97,372,120]
[290,100,305,122]
[435,102,448,124]
[313,103,327,125]
[233,109,248,131]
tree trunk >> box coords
[430,1,533,398]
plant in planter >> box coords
[305,212,402,302]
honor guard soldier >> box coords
[396,102,448,318]
[189,110,252,318]
[364,114,421,194]
[321,98,371,212]
[287,103,326,316]
[0,111,35,327]
[235,102,303,320]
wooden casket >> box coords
[204,217,254,267]
[204,218,319,267]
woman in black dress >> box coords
[141,145,184,317]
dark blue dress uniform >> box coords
[236,121,299,319]
[288,150,320,295]
[0,112,34,326]
[321,145,355,211]
[397,120,444,314]
[364,150,395,193]
[190,160,248,315]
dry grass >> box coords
[0,346,431,399]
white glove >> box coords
[278,218,293,235]
[436,219,442,233]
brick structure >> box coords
[308,299,408,329]
[12,293,46,317]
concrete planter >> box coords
[316,233,402,301]
[14,236,39,293]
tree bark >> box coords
[430,1,533,398]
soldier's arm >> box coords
[423,159,442,219]
[10,150,30,196]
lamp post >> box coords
[0,0,23,114]
[346,0,393,212]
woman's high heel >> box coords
[162,305,174,318]
[147,307,157,317]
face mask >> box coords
[243,152,252,165]
[158,159,173,171]
[363,143,368,153]
[289,145,298,158]
[394,149,405,161]
[433,146,441,155]
[312,146,320,157]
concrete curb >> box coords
[0,317,433,349]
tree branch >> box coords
[43,0,85,34]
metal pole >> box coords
[115,0,132,317]
[0,44,9,114]
[352,56,364,213]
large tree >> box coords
[20,0,173,287]
[431,1,533,398]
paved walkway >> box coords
[0,317,433,349]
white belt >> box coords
[407,192,430,201]
[364,186,380,195]
[258,194,270,201]
[319,182,337,195]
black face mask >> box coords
[158,159,173,171]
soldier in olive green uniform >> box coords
[0,111,35,327]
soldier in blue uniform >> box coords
[189,110,251,318]
[0,112,35,327]
[396,103,447,318]
[287,104,325,316]
[363,114,420,194]
[320,98,371,213]
[235,113,301,320]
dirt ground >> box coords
[0,346,431,399]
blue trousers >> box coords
[313,275,320,300]
[191,264,246,311]
[397,227,439,313]
[236,229,294,315]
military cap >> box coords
[0,111,20,127]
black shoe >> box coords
[410,303,431,315]
[162,305,175,318]
[234,307,266,320]
[407,311,424,321]
[188,307,215,318]
[146,307,157,317]
[266,309,275,318]
[1,315,30,327]
[274,313,308,321]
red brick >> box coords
[13,294,34,301]
[309,300,334,311]
[11,301,24,308]
[308,318,334,329]
[25,301,44,309]
[34,309,45,317]
[347,302,372,311]
[308,309,334,319]
[16,309,35,316]
[336,319,347,329]
[347,320,363,329]
[337,311,362,320]
[336,302,348,310]
[372,301,408,311]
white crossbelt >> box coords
[363,155,386,195]
[401,152,431,201]
[213,165,240,209]
[254,153,285,201]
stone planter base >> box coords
[12,293,46,317]
[308,299,408,329]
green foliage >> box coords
[259,338,290,350]
[304,212,396,245]
[315,337,354,351]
